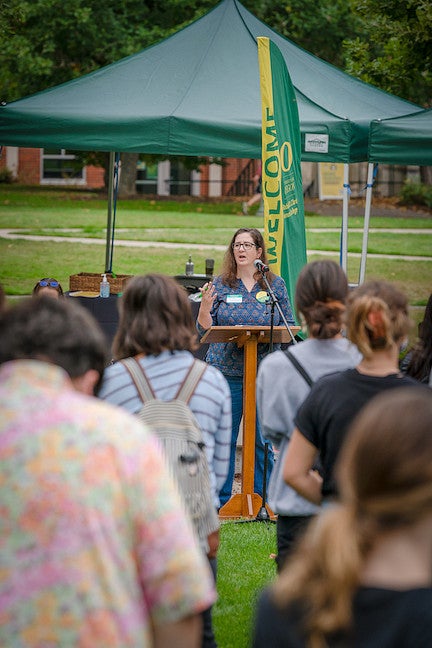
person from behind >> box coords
[257,260,361,571]
[400,292,432,384]
[32,276,64,298]
[197,227,295,509]
[253,386,432,647]
[98,273,231,648]
[0,296,215,648]
[283,280,418,507]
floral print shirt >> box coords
[0,360,215,647]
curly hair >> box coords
[220,228,275,289]
[405,293,432,382]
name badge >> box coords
[227,294,243,304]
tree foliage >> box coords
[242,0,366,68]
[343,0,432,106]
[0,0,216,102]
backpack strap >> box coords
[120,356,207,405]
[284,349,314,387]
[176,360,207,404]
[120,356,155,403]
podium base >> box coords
[218,493,275,520]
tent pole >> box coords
[105,151,115,273]
[358,162,374,285]
[341,163,349,272]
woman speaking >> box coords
[197,227,294,507]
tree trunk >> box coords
[119,153,139,197]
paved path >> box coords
[1,229,431,261]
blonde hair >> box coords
[346,280,410,359]
[272,387,432,647]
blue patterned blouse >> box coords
[197,275,294,377]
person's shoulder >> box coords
[271,274,287,288]
[398,373,425,387]
[201,361,230,393]
[259,348,288,370]
[78,390,152,442]
[314,367,354,387]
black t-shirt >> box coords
[252,586,432,648]
[294,369,418,497]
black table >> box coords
[66,291,208,359]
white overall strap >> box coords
[176,360,207,404]
[120,356,155,403]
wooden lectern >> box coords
[200,325,300,519]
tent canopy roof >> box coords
[369,109,432,166]
[0,0,420,162]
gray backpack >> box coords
[121,357,219,550]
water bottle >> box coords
[100,273,110,298]
[185,255,194,276]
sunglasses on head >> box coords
[39,280,59,288]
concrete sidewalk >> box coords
[1,229,430,262]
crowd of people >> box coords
[1,249,431,646]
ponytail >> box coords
[272,505,367,647]
[347,282,410,358]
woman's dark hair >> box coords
[0,296,108,384]
[295,261,348,339]
[221,227,274,288]
[405,293,432,382]
[113,273,199,359]
[32,277,64,298]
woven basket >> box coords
[69,272,133,295]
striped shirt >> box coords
[98,350,232,508]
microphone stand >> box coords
[257,266,297,349]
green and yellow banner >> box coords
[258,37,306,317]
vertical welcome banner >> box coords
[258,37,307,316]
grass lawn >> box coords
[214,521,277,648]
[1,187,431,338]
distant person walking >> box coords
[242,160,262,215]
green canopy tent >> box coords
[369,108,432,166]
[0,0,421,272]
[352,108,432,283]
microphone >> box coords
[254,259,269,273]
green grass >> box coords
[1,185,431,338]
[214,521,277,648]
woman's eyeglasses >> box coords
[232,242,257,251]
[39,280,59,288]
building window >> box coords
[41,149,85,184]
[136,160,158,194]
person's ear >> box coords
[71,369,100,396]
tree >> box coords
[343,0,432,108]
[0,0,220,192]
[243,0,365,68]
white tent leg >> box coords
[341,163,349,272]
[358,163,374,285]
[105,151,115,272]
